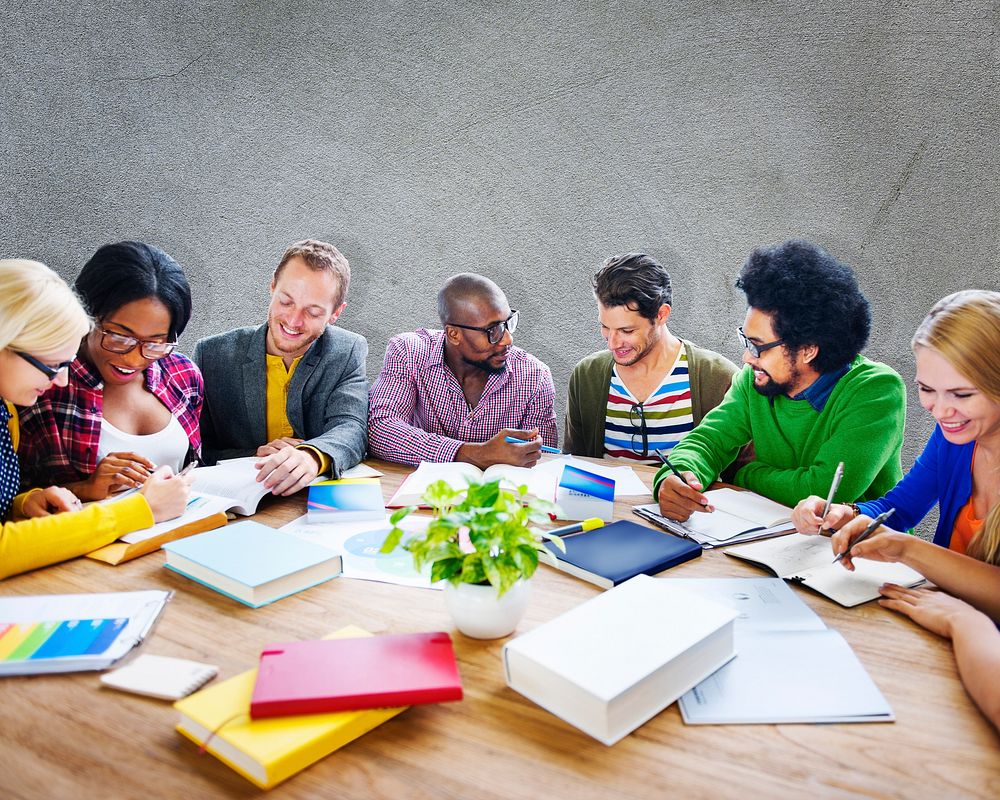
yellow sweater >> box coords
[2,404,154,579]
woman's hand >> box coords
[21,486,83,517]
[139,466,194,522]
[878,584,978,639]
[791,496,855,534]
[831,515,910,570]
[75,452,156,500]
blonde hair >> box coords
[912,290,1000,564]
[0,259,92,353]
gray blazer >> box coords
[193,323,368,476]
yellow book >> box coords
[173,625,406,789]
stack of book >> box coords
[174,627,463,789]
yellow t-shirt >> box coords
[264,355,330,475]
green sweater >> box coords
[652,355,906,507]
[564,342,739,458]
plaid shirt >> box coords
[17,353,203,488]
[368,328,558,466]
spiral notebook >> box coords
[101,654,218,700]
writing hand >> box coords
[792,496,855,535]
[657,472,712,522]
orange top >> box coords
[950,499,983,556]
[950,444,984,556]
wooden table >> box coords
[2,458,998,800]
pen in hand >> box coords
[654,450,710,510]
[504,436,561,454]
[832,507,896,563]
[817,461,845,533]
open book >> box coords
[670,578,894,724]
[87,492,231,565]
[725,533,925,607]
[634,488,795,547]
[387,461,558,507]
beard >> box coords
[463,351,509,375]
[751,362,801,398]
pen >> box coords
[654,450,710,510]
[113,460,196,501]
[817,461,845,533]
[505,436,561,454]
[547,518,605,537]
[832,507,896,563]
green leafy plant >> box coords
[380,479,566,597]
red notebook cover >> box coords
[249,631,463,718]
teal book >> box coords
[162,521,342,608]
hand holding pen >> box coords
[832,507,897,567]
[654,450,713,521]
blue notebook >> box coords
[544,520,701,589]
[162,521,342,608]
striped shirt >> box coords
[603,348,694,465]
[368,328,558,466]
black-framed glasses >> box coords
[629,401,649,458]
[738,326,785,359]
[99,328,178,360]
[447,310,519,345]
[15,351,73,380]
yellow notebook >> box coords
[173,626,407,789]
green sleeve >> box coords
[652,369,750,498]
[734,369,906,506]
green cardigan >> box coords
[564,342,739,458]
[651,355,906,507]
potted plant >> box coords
[380,478,566,639]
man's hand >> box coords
[256,437,304,457]
[21,486,83,517]
[792,496,855,534]
[456,428,543,469]
[73,451,156,500]
[656,472,713,521]
[255,446,321,496]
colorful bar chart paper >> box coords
[0,618,125,662]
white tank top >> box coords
[97,415,189,473]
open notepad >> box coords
[725,533,925,607]
[634,488,795,547]
[669,578,894,724]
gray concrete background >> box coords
[3,1,999,478]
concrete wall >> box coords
[4,1,999,474]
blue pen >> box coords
[505,436,561,454]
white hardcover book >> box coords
[502,575,738,745]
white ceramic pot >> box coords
[442,579,531,640]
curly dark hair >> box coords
[591,253,672,323]
[735,240,870,372]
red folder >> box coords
[249,631,463,718]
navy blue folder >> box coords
[544,520,701,589]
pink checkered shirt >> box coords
[368,329,558,466]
